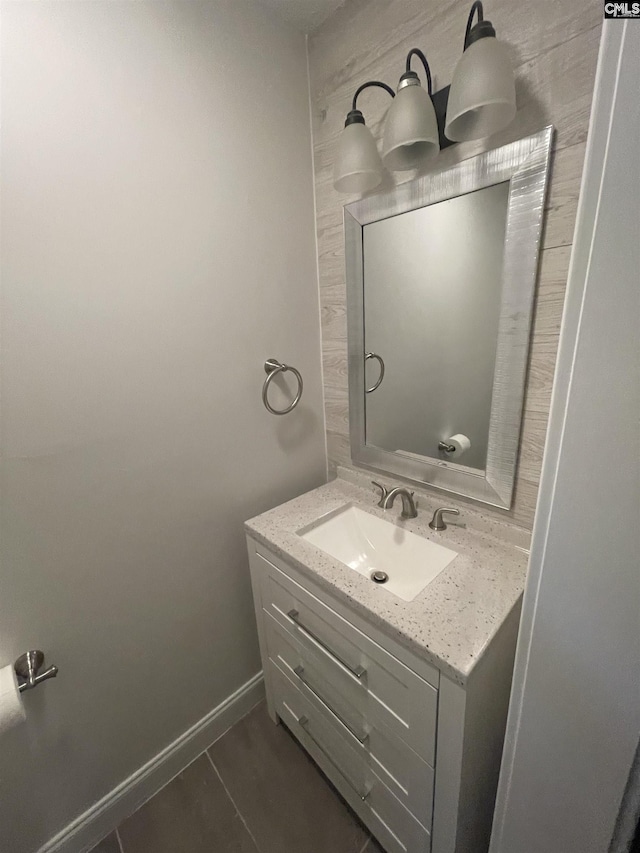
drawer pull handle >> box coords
[287,609,366,679]
[293,665,369,744]
[297,714,372,802]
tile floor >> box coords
[90,701,383,853]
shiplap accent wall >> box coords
[308,0,602,530]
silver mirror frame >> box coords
[345,127,554,509]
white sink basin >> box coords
[299,505,458,602]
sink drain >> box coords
[371,570,389,584]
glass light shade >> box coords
[445,36,516,142]
[382,84,439,171]
[333,122,384,194]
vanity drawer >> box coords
[265,611,434,827]
[270,661,431,853]
[257,550,438,765]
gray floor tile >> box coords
[208,702,369,853]
[117,754,259,853]
[89,833,120,853]
[363,836,385,853]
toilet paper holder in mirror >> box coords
[438,441,457,453]
[14,650,58,693]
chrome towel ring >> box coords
[262,358,303,415]
[365,352,385,393]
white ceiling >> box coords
[256,0,347,32]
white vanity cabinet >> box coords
[247,536,520,853]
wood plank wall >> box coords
[308,0,602,530]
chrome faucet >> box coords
[382,487,418,519]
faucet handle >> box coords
[371,481,389,507]
[429,507,460,531]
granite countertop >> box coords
[245,471,530,685]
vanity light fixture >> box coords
[333,80,395,194]
[381,48,439,171]
[445,0,516,142]
[333,1,516,193]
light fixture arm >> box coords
[465,0,484,45]
[463,0,496,49]
[351,80,395,112]
[405,48,433,95]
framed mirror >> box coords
[346,127,553,509]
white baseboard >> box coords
[38,672,265,853]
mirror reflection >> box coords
[363,181,510,472]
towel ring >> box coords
[365,352,385,393]
[262,359,303,415]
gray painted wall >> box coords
[0,2,326,850]
[491,21,640,853]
